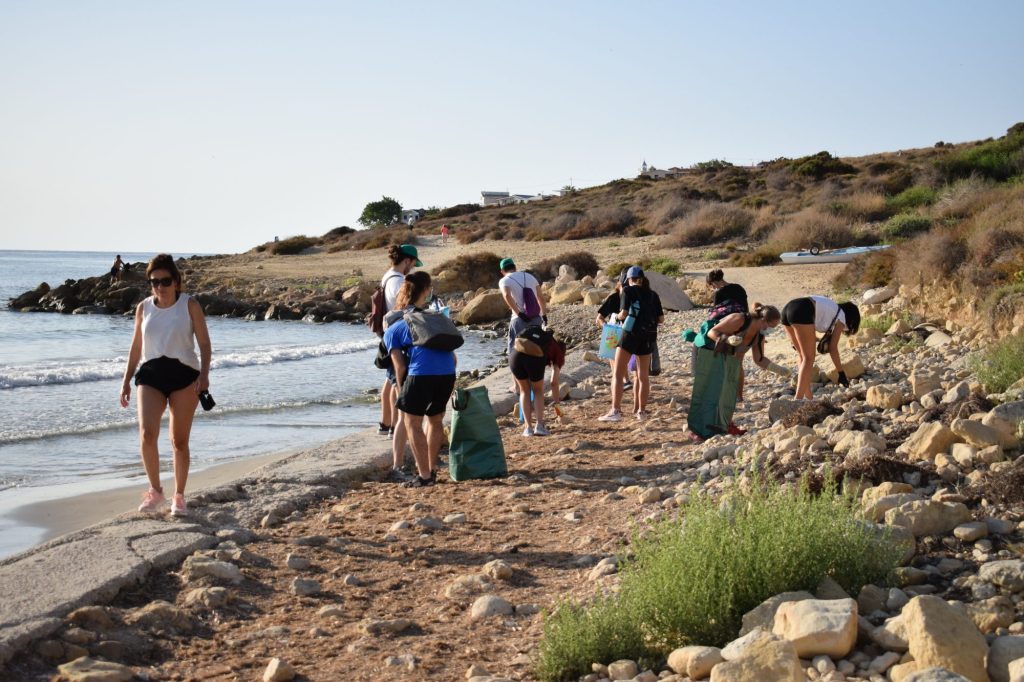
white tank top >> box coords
[810,295,846,333]
[140,294,200,370]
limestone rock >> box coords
[444,574,494,600]
[470,595,514,620]
[954,521,989,542]
[740,592,814,636]
[864,493,923,523]
[361,618,414,635]
[181,556,243,584]
[885,500,972,537]
[67,606,114,631]
[951,419,1002,448]
[482,559,513,581]
[823,354,865,382]
[772,598,857,658]
[979,560,1024,591]
[459,290,508,324]
[184,586,231,608]
[911,372,942,400]
[668,645,724,679]
[127,600,193,632]
[582,288,607,305]
[835,429,887,455]
[57,657,134,682]
[263,657,296,682]
[290,578,321,597]
[863,286,897,305]
[901,595,990,682]
[968,597,1016,634]
[1008,658,1024,682]
[867,384,906,410]
[900,422,962,460]
[710,636,802,682]
[981,402,1024,449]
[768,398,803,424]
[607,659,640,680]
[548,281,585,305]
[900,668,971,682]
[646,271,694,311]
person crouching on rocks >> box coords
[498,257,547,393]
[781,296,861,400]
[384,272,457,488]
[511,325,567,436]
[120,253,212,516]
[687,303,781,441]
[598,266,663,423]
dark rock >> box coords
[72,305,112,315]
[265,304,302,321]
[8,282,49,308]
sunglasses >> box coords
[148,277,174,288]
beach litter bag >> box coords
[598,322,623,360]
[687,346,742,439]
[449,386,507,481]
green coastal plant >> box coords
[881,213,932,241]
[534,477,901,681]
[887,185,937,211]
[270,236,318,255]
[969,332,1024,393]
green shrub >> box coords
[693,159,733,172]
[937,128,1024,182]
[790,151,858,179]
[603,257,682,279]
[534,478,901,681]
[430,252,502,293]
[730,246,782,267]
[882,214,932,240]
[270,236,318,255]
[860,315,896,332]
[529,251,600,280]
[887,186,937,211]
[436,203,481,219]
[970,330,1024,392]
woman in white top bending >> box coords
[120,253,212,516]
[780,295,860,400]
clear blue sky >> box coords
[1,1,1022,254]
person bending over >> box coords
[781,295,861,399]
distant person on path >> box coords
[510,325,566,436]
[384,272,457,488]
[686,303,781,441]
[781,296,861,399]
[598,266,663,422]
[440,224,449,245]
[120,253,212,516]
[498,257,546,391]
[110,255,124,282]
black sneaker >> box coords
[402,473,436,488]
[387,468,412,482]
[388,425,395,439]
[378,422,391,435]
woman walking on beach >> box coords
[384,272,457,488]
[598,266,663,422]
[120,254,211,516]
[781,295,860,399]
[687,303,782,441]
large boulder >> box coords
[863,286,898,305]
[582,288,608,305]
[667,645,724,679]
[867,384,906,410]
[898,668,971,682]
[834,430,887,455]
[901,595,990,682]
[548,281,585,305]
[863,493,923,523]
[710,636,802,682]
[822,353,865,382]
[772,598,858,658]
[982,402,1024,449]
[459,290,508,324]
[978,560,1024,592]
[911,372,943,400]
[646,271,694,311]
[885,500,972,537]
[951,419,1003,448]
[740,592,814,636]
[9,281,50,308]
[900,422,962,461]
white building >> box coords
[638,160,684,180]
[401,209,424,225]
[480,191,542,206]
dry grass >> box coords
[826,191,893,222]
[660,202,753,247]
[769,207,866,252]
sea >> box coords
[0,250,504,557]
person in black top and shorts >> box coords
[598,266,664,423]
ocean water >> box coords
[0,250,503,552]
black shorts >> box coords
[135,356,200,397]
[619,331,656,357]
[397,374,456,417]
[782,297,815,326]
[509,349,546,382]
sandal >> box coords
[687,431,705,444]
[402,473,436,488]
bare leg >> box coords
[531,379,545,427]
[425,413,445,472]
[167,384,199,495]
[402,412,431,479]
[516,377,533,424]
[381,379,394,427]
[792,324,818,400]
[635,354,652,412]
[391,386,408,468]
[610,348,630,412]
[136,386,167,491]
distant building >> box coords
[480,191,543,206]
[638,160,684,180]
[401,209,424,225]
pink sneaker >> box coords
[170,493,188,517]
[138,488,165,513]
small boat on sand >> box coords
[780,245,891,265]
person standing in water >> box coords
[120,254,212,516]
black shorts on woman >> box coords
[397,375,456,417]
[135,356,200,397]
[781,297,815,326]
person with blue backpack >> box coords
[498,257,547,391]
[598,266,663,423]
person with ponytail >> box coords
[377,244,421,439]
[781,296,861,399]
[687,302,783,441]
[706,268,748,313]
[383,271,456,488]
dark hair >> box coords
[396,271,432,308]
[146,254,182,290]
[839,302,861,334]
[387,244,412,266]
[751,302,780,323]
[706,269,725,285]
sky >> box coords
[1,1,1022,255]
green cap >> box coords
[398,244,422,267]
[499,257,515,271]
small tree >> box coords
[359,196,402,228]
